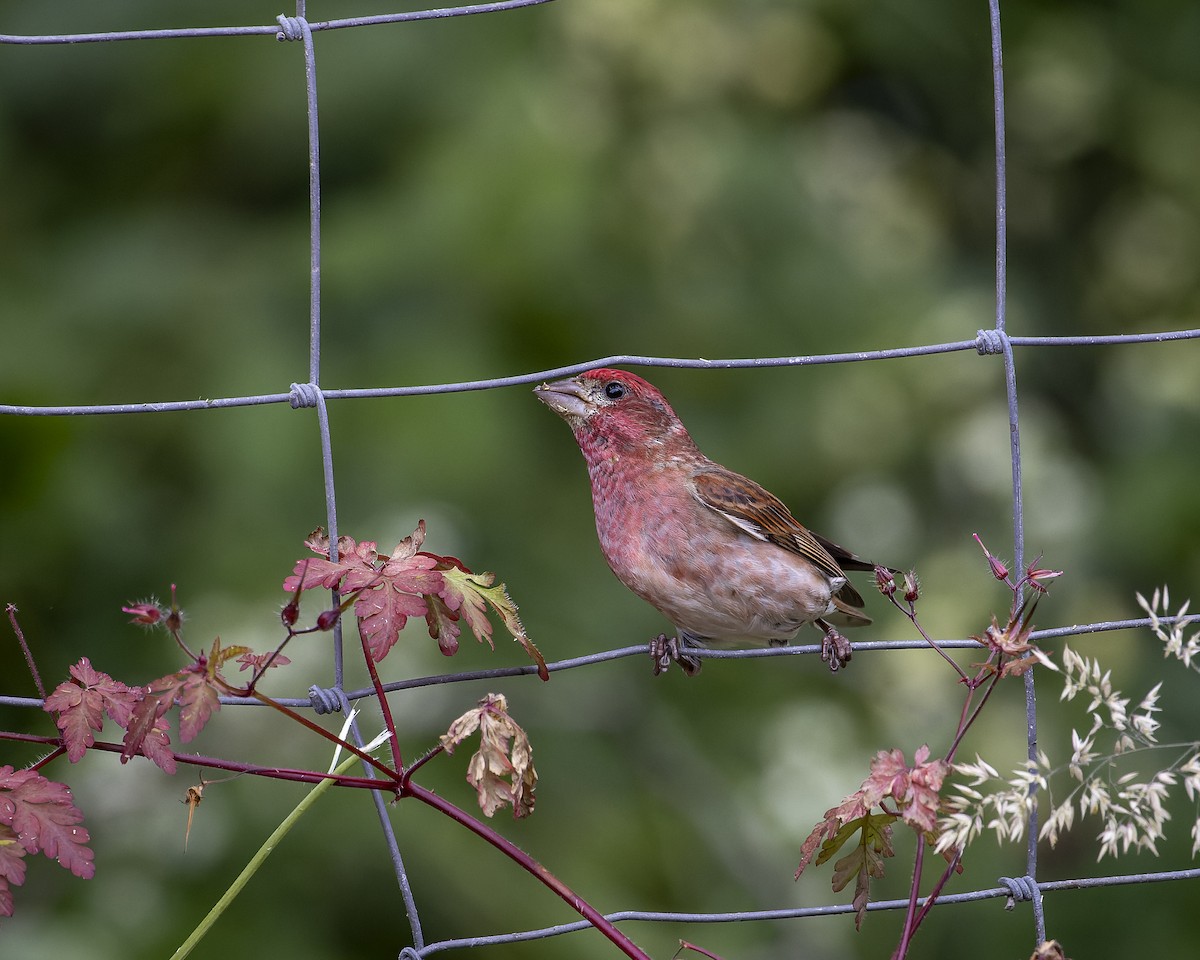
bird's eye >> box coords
[603,381,627,400]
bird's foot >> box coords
[817,620,853,673]
[649,633,703,677]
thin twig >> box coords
[6,603,45,699]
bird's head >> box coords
[534,368,697,458]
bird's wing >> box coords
[691,468,864,606]
[813,532,901,581]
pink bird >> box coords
[535,368,892,675]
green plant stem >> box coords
[169,749,365,960]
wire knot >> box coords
[309,684,349,715]
[976,328,1007,355]
[398,949,423,960]
[275,15,308,42]
[289,382,321,408]
[998,874,1041,911]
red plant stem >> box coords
[893,599,970,683]
[355,627,405,773]
[404,779,652,960]
[10,724,645,957]
[945,668,1004,763]
[677,942,727,960]
[1,732,390,790]
[894,833,927,960]
[246,628,302,689]
[245,689,399,781]
[911,848,962,930]
[29,744,66,771]
[6,603,45,699]
[399,743,444,792]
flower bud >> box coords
[281,599,300,627]
[973,533,1009,581]
[122,602,163,626]
[1025,557,1063,592]
[316,608,341,631]
[874,565,897,597]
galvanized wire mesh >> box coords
[3,2,1199,958]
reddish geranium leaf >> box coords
[138,717,177,774]
[282,532,382,594]
[424,594,462,657]
[302,526,331,556]
[235,651,292,672]
[43,658,139,762]
[121,676,185,773]
[0,766,94,881]
[437,565,548,680]
[0,823,28,919]
[285,522,542,671]
[355,580,430,662]
[176,670,220,743]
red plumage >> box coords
[536,368,888,675]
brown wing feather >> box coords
[691,469,848,584]
[813,531,898,576]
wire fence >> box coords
[3,2,1200,958]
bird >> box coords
[535,367,893,675]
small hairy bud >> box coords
[902,570,920,603]
[122,602,163,626]
[1025,557,1063,593]
[316,608,341,631]
[973,533,1009,581]
[280,599,300,627]
[874,565,897,598]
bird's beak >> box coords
[534,376,594,422]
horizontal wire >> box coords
[412,866,1200,954]
[0,1,558,45]
[3,329,1199,417]
[2,615,1192,713]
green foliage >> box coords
[3,1,1200,958]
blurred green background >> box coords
[2,0,1199,957]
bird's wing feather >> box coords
[812,532,886,573]
[691,468,852,589]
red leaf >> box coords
[0,823,28,919]
[281,533,381,594]
[42,658,139,763]
[138,719,177,774]
[355,581,430,662]
[176,671,220,743]
[121,677,184,774]
[436,565,548,680]
[423,594,462,657]
[0,767,94,880]
[236,651,292,672]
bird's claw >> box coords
[818,622,853,673]
[649,634,702,677]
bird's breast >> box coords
[587,462,836,645]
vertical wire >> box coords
[291,10,426,950]
[989,0,1046,943]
